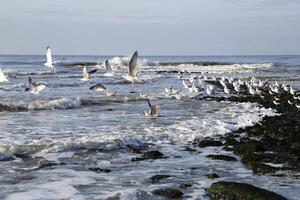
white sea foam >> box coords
[26,98,81,110]
[151,63,273,74]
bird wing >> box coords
[90,83,107,91]
[83,66,89,79]
[105,60,113,73]
[129,51,138,76]
[46,46,52,65]
[88,69,98,75]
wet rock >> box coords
[152,187,183,198]
[38,160,64,169]
[208,181,287,200]
[180,183,192,189]
[224,137,239,146]
[194,138,223,148]
[105,193,121,200]
[207,173,219,179]
[183,146,198,152]
[0,152,15,161]
[144,150,164,159]
[132,150,165,162]
[150,175,172,183]
[207,154,237,162]
[89,167,111,173]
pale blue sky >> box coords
[0,0,300,55]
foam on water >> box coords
[151,63,274,74]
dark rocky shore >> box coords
[193,78,300,199]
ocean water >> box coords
[0,55,299,200]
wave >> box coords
[110,56,158,66]
[0,96,146,112]
[155,63,274,73]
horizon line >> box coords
[0,53,300,57]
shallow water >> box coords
[0,55,299,199]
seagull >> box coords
[296,104,300,110]
[122,50,143,84]
[224,86,230,94]
[81,66,97,82]
[273,101,280,106]
[139,92,148,98]
[290,87,296,95]
[44,46,55,71]
[165,85,181,95]
[90,83,115,96]
[144,99,159,117]
[182,80,189,89]
[206,85,214,95]
[25,77,47,94]
[288,100,294,105]
[0,68,9,83]
[103,60,114,77]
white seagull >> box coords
[122,51,143,84]
[44,46,55,71]
[90,83,115,96]
[81,66,97,82]
[25,77,47,94]
[103,60,114,77]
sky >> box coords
[0,0,300,55]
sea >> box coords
[0,55,299,200]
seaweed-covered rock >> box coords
[132,150,165,162]
[180,183,192,189]
[89,167,111,173]
[194,138,223,148]
[150,175,172,183]
[152,187,183,198]
[208,181,287,200]
[207,173,219,179]
[38,160,64,169]
[207,154,237,162]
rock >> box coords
[207,173,219,179]
[183,146,198,152]
[143,150,164,159]
[132,150,165,162]
[38,160,64,169]
[208,181,287,200]
[224,137,239,146]
[194,138,223,148]
[0,152,15,162]
[207,154,237,162]
[150,175,172,183]
[89,167,111,173]
[152,187,183,198]
[180,183,192,189]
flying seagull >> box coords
[103,60,114,77]
[44,46,55,71]
[25,77,47,94]
[144,99,159,117]
[122,51,143,84]
[0,68,9,83]
[90,83,115,96]
[81,66,97,82]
